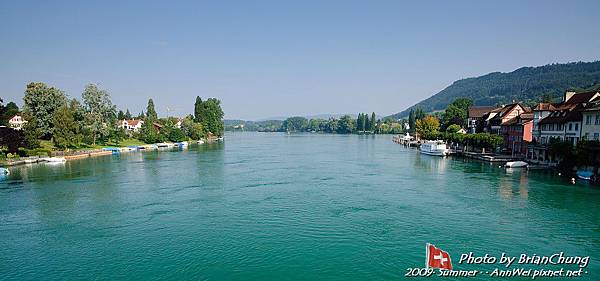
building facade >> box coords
[8,115,27,130]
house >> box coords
[121,119,144,131]
[500,113,533,156]
[581,103,600,141]
[527,90,600,164]
[153,122,163,133]
[487,103,529,134]
[8,115,27,130]
[467,106,500,133]
[531,103,558,143]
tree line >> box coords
[2,82,224,152]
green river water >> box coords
[1,132,599,280]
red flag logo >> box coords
[426,243,453,270]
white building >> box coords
[120,119,144,131]
[8,115,27,130]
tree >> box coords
[0,101,19,126]
[442,98,473,128]
[22,82,67,139]
[108,126,127,145]
[181,116,204,139]
[415,115,440,139]
[52,104,80,149]
[337,115,356,134]
[364,114,370,132]
[408,109,416,133]
[446,124,462,133]
[199,98,224,136]
[146,99,158,120]
[117,110,125,120]
[414,107,425,120]
[124,109,132,120]
[194,96,203,123]
[0,127,26,154]
[324,118,339,133]
[282,117,308,132]
[370,112,376,132]
[82,84,116,146]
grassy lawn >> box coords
[38,138,146,151]
[107,138,146,147]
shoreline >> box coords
[1,138,223,167]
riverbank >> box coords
[1,137,223,168]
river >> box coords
[1,132,598,280]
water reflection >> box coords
[412,152,448,173]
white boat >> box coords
[0,167,9,175]
[419,140,449,156]
[46,157,66,163]
[24,158,38,164]
[197,140,205,144]
[505,161,528,168]
[400,133,413,142]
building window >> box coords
[595,133,599,141]
[586,115,592,125]
[575,123,579,131]
[569,123,572,130]
[596,115,600,125]
[585,132,589,139]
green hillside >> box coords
[388,61,600,119]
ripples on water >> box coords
[0,132,599,280]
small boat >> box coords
[505,161,528,168]
[103,147,121,154]
[419,140,449,156]
[197,140,205,144]
[24,158,38,164]
[46,157,66,163]
[0,167,9,175]
[156,143,170,148]
[576,170,593,180]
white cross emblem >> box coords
[434,253,447,265]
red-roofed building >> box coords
[528,90,599,164]
[500,113,533,156]
[120,119,144,131]
[467,106,500,133]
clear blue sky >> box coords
[1,0,599,120]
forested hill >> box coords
[388,61,600,119]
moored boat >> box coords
[0,167,9,175]
[576,170,593,180]
[46,157,66,163]
[505,161,528,168]
[419,140,449,156]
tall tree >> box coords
[82,84,116,145]
[199,98,224,136]
[124,109,132,119]
[416,115,440,139]
[146,99,158,121]
[337,115,356,134]
[52,104,80,149]
[282,117,308,132]
[22,82,67,139]
[194,96,203,123]
[361,113,369,132]
[408,109,416,133]
[442,97,473,128]
[117,110,125,120]
[0,101,19,126]
[370,112,376,132]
